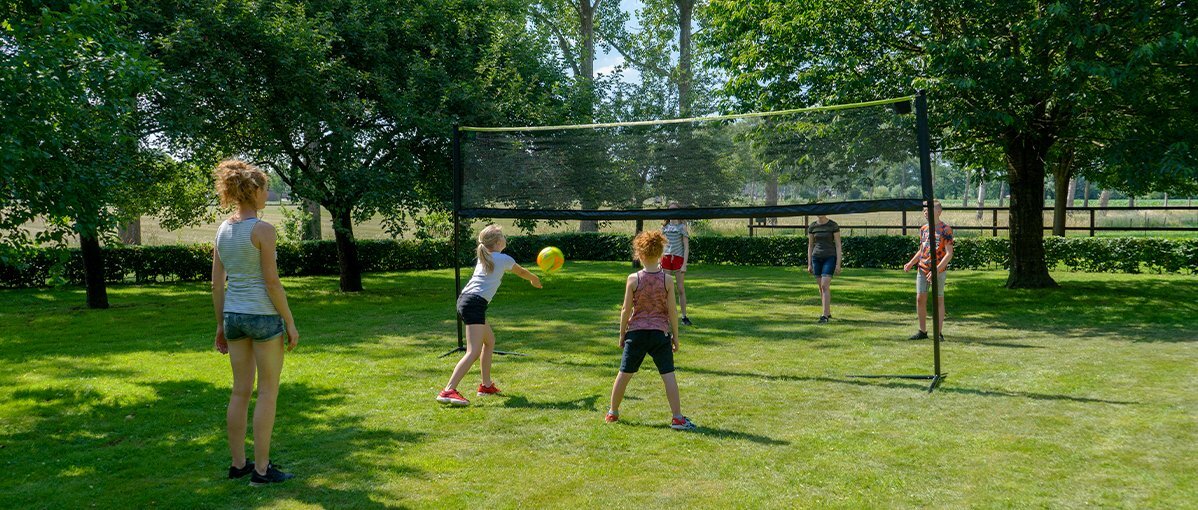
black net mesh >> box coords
[460,98,923,219]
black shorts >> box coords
[456,293,488,325]
[620,330,675,374]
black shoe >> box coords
[249,464,294,486]
[936,334,945,342]
[908,330,929,340]
[228,461,254,479]
[818,316,829,324]
[680,316,693,326]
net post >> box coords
[916,91,943,379]
[451,123,465,354]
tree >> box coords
[1,1,209,308]
[702,0,1197,288]
[145,0,566,291]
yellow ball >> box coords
[537,246,565,273]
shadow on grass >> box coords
[1,379,423,509]
[619,421,790,446]
[685,366,1140,406]
[502,394,601,412]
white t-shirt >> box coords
[460,252,517,302]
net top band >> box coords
[459,95,917,133]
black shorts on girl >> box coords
[620,329,675,374]
[456,293,489,325]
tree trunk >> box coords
[302,199,321,240]
[1004,135,1058,288]
[765,174,779,226]
[1066,177,1077,206]
[332,207,363,292]
[676,0,694,117]
[1082,179,1090,207]
[1163,193,1168,207]
[1051,146,1075,237]
[998,181,1007,207]
[118,217,141,245]
[576,0,600,233]
[976,180,986,220]
[1128,195,1135,208]
[962,175,970,207]
[79,231,110,309]
[1099,189,1111,215]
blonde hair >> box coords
[214,159,268,208]
[476,225,506,274]
[633,230,666,261]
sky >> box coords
[593,0,646,83]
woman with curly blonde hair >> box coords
[605,231,696,430]
[211,159,298,485]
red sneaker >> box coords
[436,389,469,406]
[477,383,501,396]
[605,411,619,423]
[670,416,696,430]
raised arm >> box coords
[253,221,298,351]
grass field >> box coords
[1,264,1196,508]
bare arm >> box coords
[253,221,298,350]
[666,274,680,351]
[211,247,228,353]
[834,232,843,274]
[510,263,543,288]
[937,243,954,272]
[807,234,815,273]
[618,275,636,347]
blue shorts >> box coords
[811,256,837,277]
[224,312,284,342]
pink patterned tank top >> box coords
[628,270,670,332]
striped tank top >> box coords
[627,270,670,332]
[215,218,278,315]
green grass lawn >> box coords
[1,263,1195,509]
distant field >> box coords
[17,200,1198,246]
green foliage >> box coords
[5,235,1193,288]
[278,206,314,244]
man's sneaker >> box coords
[680,316,693,326]
[605,411,619,423]
[249,464,294,486]
[436,389,470,406]
[670,416,697,430]
[477,383,501,396]
[818,316,829,324]
[228,461,254,479]
[908,330,929,340]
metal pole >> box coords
[916,91,943,381]
[452,124,464,352]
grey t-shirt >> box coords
[460,252,517,302]
[807,219,840,259]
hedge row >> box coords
[2,234,1194,288]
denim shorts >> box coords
[811,256,837,277]
[224,312,285,342]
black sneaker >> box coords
[908,330,929,340]
[818,316,829,324]
[680,316,693,326]
[228,461,254,479]
[249,464,294,486]
[936,334,945,342]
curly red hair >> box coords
[214,159,267,207]
[633,230,666,260]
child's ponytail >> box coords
[476,225,505,274]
